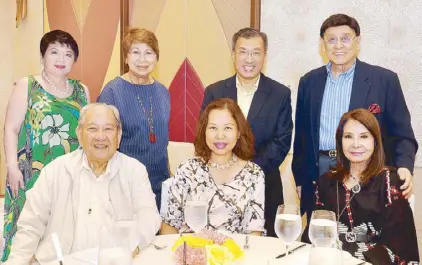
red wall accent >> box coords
[169,59,205,142]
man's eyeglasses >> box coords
[235,50,264,59]
[324,35,357,45]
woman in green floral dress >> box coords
[2,30,89,261]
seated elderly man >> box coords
[4,103,161,264]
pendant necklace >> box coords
[130,74,156,143]
[337,174,362,243]
[350,174,361,194]
[343,174,362,242]
[343,187,357,243]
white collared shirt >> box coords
[71,154,114,253]
[236,75,260,118]
[5,149,162,264]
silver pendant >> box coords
[351,183,361,193]
[345,231,357,243]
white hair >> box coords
[78,103,122,129]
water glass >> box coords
[274,204,302,257]
[98,225,132,265]
[184,193,208,233]
[308,210,337,248]
[113,219,140,252]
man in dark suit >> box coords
[201,28,293,237]
[293,14,418,230]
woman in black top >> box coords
[314,109,419,264]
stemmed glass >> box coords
[184,193,208,233]
[308,210,337,248]
[274,204,302,257]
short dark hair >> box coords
[331,109,386,184]
[40,30,79,61]
[195,98,254,163]
[320,14,360,38]
[232,27,268,52]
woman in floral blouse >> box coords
[161,98,265,235]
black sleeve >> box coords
[364,171,419,264]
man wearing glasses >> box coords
[201,28,293,237]
[293,14,417,238]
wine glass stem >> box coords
[286,244,289,256]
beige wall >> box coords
[44,0,121,99]
[130,0,247,89]
[0,1,14,195]
[0,1,44,195]
[261,0,422,167]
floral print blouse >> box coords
[162,158,265,234]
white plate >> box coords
[308,247,354,265]
[268,247,355,265]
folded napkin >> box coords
[38,248,98,265]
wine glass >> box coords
[184,193,208,233]
[274,204,302,257]
[98,224,132,265]
[308,210,337,248]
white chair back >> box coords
[409,193,415,214]
[167,141,195,176]
[161,141,195,215]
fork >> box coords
[243,235,250,249]
[150,243,167,250]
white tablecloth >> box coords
[41,234,369,265]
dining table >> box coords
[40,234,371,265]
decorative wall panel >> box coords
[130,0,252,142]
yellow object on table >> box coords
[171,233,244,265]
[222,239,243,260]
[172,235,214,250]
[206,244,235,265]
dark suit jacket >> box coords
[201,73,293,176]
[201,73,293,235]
[292,59,418,190]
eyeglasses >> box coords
[235,50,264,59]
[128,50,156,61]
[324,35,357,45]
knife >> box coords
[275,243,307,259]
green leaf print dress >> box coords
[2,76,88,260]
